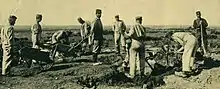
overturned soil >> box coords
[1,30,220,89]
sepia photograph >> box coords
[0,0,220,89]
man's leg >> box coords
[129,47,136,78]
[88,36,92,53]
[2,47,13,75]
[121,34,126,52]
[190,40,198,70]
[137,43,145,75]
[114,32,120,54]
[82,42,87,53]
[203,36,209,54]
[32,34,40,49]
[92,40,102,62]
[182,43,194,72]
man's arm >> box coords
[52,31,63,43]
[125,26,134,37]
[80,25,84,38]
[90,20,96,42]
[177,46,184,52]
[112,22,115,32]
[202,19,208,28]
[7,27,14,47]
[193,20,198,29]
[122,21,126,32]
[31,24,38,34]
[1,27,4,43]
[171,35,184,46]
[84,23,90,36]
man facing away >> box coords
[31,14,42,49]
[112,15,126,54]
[124,16,146,78]
[1,15,17,75]
[90,9,104,62]
[193,11,208,56]
[77,17,92,53]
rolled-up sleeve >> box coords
[126,26,134,37]
[171,35,184,46]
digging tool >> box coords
[200,21,207,55]
[68,34,91,52]
[145,57,155,71]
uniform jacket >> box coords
[127,23,146,41]
[112,20,126,34]
[91,18,104,41]
[1,25,15,48]
[193,18,208,37]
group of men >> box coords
[1,9,209,79]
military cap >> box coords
[115,15,119,18]
[77,17,83,21]
[9,15,17,19]
[36,14,42,18]
[135,16,142,20]
[196,11,201,15]
[96,9,102,14]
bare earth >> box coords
[1,30,220,89]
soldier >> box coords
[31,14,42,49]
[77,17,92,53]
[124,16,146,78]
[165,32,198,77]
[90,9,104,62]
[1,15,17,75]
[112,15,126,54]
[51,30,72,45]
[193,11,208,55]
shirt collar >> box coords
[96,17,100,20]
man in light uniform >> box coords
[90,9,104,62]
[193,11,208,55]
[52,30,72,45]
[1,15,17,75]
[77,17,92,53]
[125,16,146,78]
[165,32,198,77]
[51,30,73,62]
[31,14,42,49]
[112,15,126,54]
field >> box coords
[1,25,220,89]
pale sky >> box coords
[0,0,220,26]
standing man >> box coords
[77,17,92,53]
[112,15,126,54]
[124,16,146,78]
[193,11,208,55]
[31,14,42,49]
[165,32,198,77]
[91,9,104,62]
[1,15,17,75]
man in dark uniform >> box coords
[90,9,104,62]
[193,11,208,55]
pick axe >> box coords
[68,34,91,52]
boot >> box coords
[122,46,126,54]
[92,54,98,62]
[115,46,120,54]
